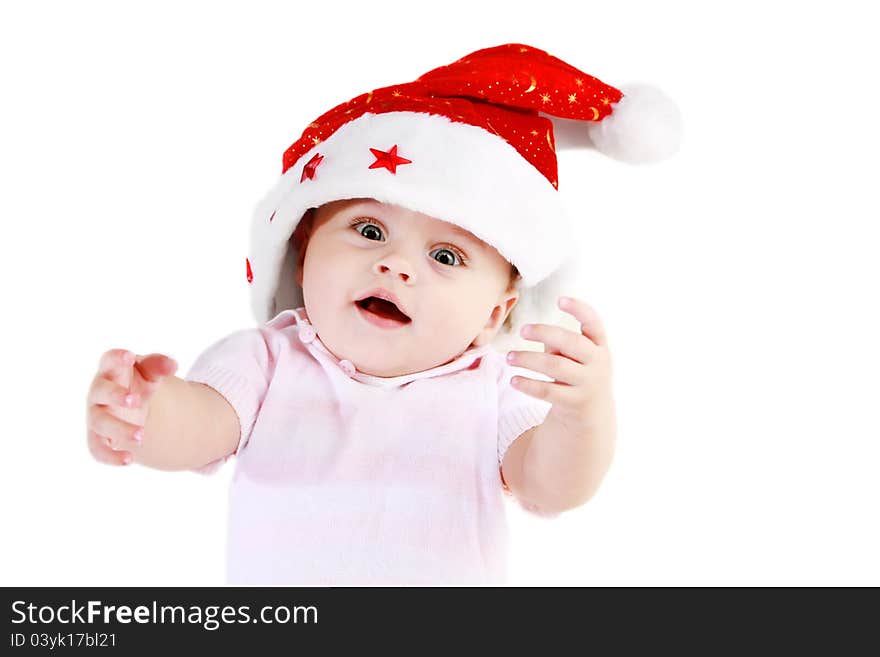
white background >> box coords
[2,0,877,586]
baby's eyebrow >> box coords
[445,224,485,250]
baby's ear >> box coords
[472,293,519,347]
[492,288,519,328]
[292,209,315,250]
[291,210,316,287]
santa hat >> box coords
[246,43,681,339]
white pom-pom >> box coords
[586,83,682,164]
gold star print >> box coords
[519,47,528,53]
[311,137,322,145]
[530,130,539,136]
[601,97,611,106]
[391,89,402,97]
[308,122,320,129]
[575,78,583,87]
[540,93,551,104]
[568,93,578,104]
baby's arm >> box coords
[501,398,616,513]
[137,377,239,471]
[499,296,617,513]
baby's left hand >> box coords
[506,296,613,425]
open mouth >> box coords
[355,297,412,324]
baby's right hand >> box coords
[86,349,178,466]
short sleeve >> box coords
[184,327,276,475]
[497,360,560,519]
[497,361,552,468]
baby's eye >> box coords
[430,247,466,267]
[350,219,466,266]
[352,220,384,242]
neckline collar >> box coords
[287,307,492,389]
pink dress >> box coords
[185,307,556,586]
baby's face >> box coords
[295,198,518,377]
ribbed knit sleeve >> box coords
[184,327,276,475]
[497,361,552,467]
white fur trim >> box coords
[248,111,575,323]
[586,83,682,164]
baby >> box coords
[85,43,678,584]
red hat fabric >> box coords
[282,43,625,191]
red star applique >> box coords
[300,153,324,182]
[368,145,412,174]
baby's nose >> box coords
[374,256,415,282]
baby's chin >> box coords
[318,336,422,377]
[311,311,474,377]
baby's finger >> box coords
[129,353,178,400]
[134,353,178,383]
[558,297,608,347]
[86,405,144,448]
[87,376,140,409]
[87,430,133,466]
[97,349,137,388]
